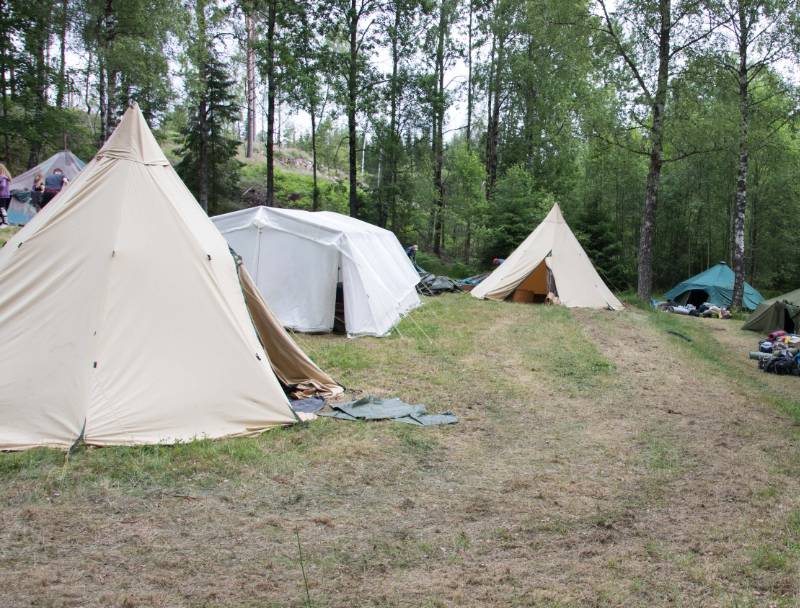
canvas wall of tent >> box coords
[743,288,800,333]
[0,103,341,451]
[7,150,86,225]
[470,203,623,310]
[212,206,421,337]
[664,262,764,312]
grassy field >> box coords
[0,225,19,246]
[3,295,800,606]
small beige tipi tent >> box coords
[0,103,340,451]
[471,204,623,310]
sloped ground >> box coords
[1,296,800,607]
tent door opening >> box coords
[509,259,557,304]
[332,262,347,334]
[680,289,709,307]
[333,282,346,333]
[782,308,796,333]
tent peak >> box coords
[98,103,170,166]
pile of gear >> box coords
[653,300,732,319]
[750,330,800,376]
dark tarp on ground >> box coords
[290,397,326,414]
[319,396,458,426]
[413,262,462,296]
[743,287,800,333]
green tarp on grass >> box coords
[320,396,458,426]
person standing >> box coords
[0,163,12,225]
[31,173,45,209]
[42,167,69,207]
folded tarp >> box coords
[290,397,326,414]
[413,262,462,296]
[320,396,458,426]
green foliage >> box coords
[239,162,350,214]
[415,251,479,279]
[484,164,551,260]
[574,200,632,291]
[176,0,241,213]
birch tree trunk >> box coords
[245,10,256,159]
[265,0,277,206]
[731,3,749,310]
[347,0,359,217]
[635,0,671,301]
[56,0,68,109]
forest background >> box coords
[1,0,798,304]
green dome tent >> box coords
[664,262,763,311]
[742,288,800,333]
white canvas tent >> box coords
[212,206,421,337]
[7,149,85,225]
[471,203,623,310]
[0,104,341,451]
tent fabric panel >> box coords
[339,230,421,336]
[219,227,261,281]
[257,227,339,332]
[472,204,622,309]
[212,206,421,337]
[552,222,623,309]
[0,159,121,450]
[0,104,301,450]
[742,302,785,333]
[83,160,297,446]
[516,261,548,295]
[470,218,553,301]
[238,264,343,398]
[664,263,763,311]
[743,299,800,333]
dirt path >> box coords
[2,299,799,606]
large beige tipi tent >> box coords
[471,204,623,310]
[0,103,340,451]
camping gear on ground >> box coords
[0,103,341,451]
[743,288,800,333]
[211,206,421,337]
[749,330,800,376]
[413,262,462,296]
[457,272,489,292]
[7,150,85,225]
[652,300,732,319]
[664,262,763,312]
[471,203,623,310]
[319,396,458,426]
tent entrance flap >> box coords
[678,289,710,307]
[509,260,556,304]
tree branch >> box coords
[596,0,653,104]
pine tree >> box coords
[177,6,240,215]
[574,201,630,291]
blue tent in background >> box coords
[7,150,86,225]
[664,262,764,311]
